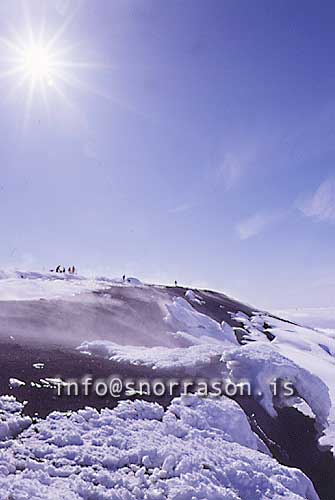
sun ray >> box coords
[46,6,80,52]
[22,0,35,47]
[0,36,26,57]
[38,17,46,48]
[3,72,30,104]
[23,76,35,131]
[53,58,110,70]
[0,66,24,81]
[40,79,51,122]
[56,71,144,117]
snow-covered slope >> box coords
[0,271,334,499]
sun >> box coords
[0,13,107,127]
[0,28,71,98]
[0,26,77,124]
[21,44,54,83]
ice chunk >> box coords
[185,290,204,305]
[9,378,25,388]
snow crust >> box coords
[230,311,335,452]
[222,343,330,425]
[0,395,318,500]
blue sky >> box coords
[0,0,335,309]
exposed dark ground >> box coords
[0,283,334,499]
[0,340,177,418]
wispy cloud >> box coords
[298,177,335,222]
[168,203,192,214]
[216,140,264,192]
[237,212,278,240]
[217,153,244,191]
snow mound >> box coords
[222,343,330,426]
[0,395,318,500]
[232,310,335,451]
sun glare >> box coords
[22,44,54,82]
[1,29,70,101]
[0,13,105,127]
[0,26,74,125]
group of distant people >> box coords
[50,265,76,274]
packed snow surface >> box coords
[0,395,318,500]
